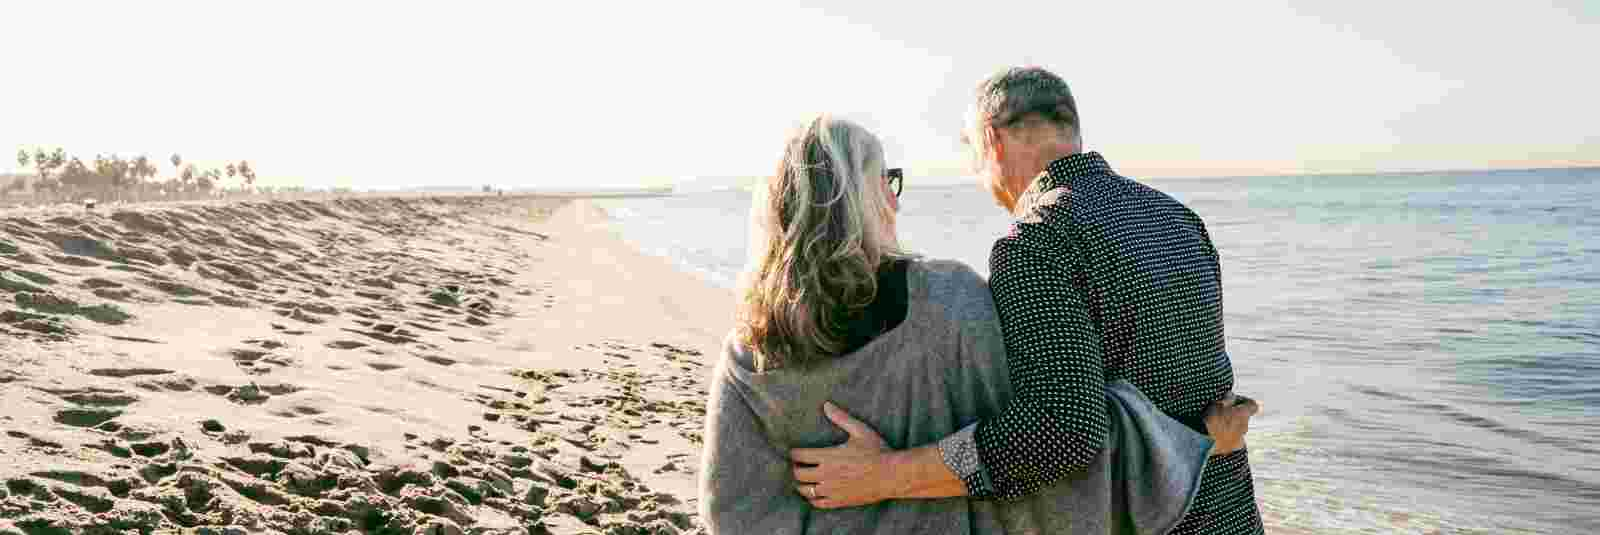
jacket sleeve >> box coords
[965,210,1110,502]
[699,361,808,534]
[935,263,1011,498]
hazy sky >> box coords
[5,1,1597,189]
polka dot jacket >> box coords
[936,152,1264,534]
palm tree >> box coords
[238,160,256,193]
[92,154,131,201]
[171,155,186,199]
[60,156,92,201]
[131,155,155,201]
[14,150,29,199]
[92,155,112,200]
[199,168,220,195]
[109,155,131,202]
[179,164,196,198]
[28,148,65,201]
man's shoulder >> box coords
[1070,172,1200,225]
[999,172,1205,253]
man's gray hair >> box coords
[968,67,1080,151]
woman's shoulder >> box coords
[717,329,762,375]
[905,257,996,321]
[907,256,984,284]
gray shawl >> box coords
[699,259,1214,534]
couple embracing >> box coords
[699,66,1266,534]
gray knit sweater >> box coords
[699,258,1214,535]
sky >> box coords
[4,1,1597,189]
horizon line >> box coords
[3,162,1595,192]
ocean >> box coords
[596,167,1600,533]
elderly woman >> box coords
[698,114,1256,534]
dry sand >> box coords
[0,195,729,534]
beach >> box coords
[0,195,727,534]
[4,167,1596,534]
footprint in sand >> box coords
[353,290,387,301]
[346,306,381,320]
[142,279,209,298]
[404,321,444,333]
[366,362,404,372]
[48,254,102,268]
[131,374,199,393]
[212,295,253,308]
[227,347,292,375]
[80,277,121,290]
[206,382,301,405]
[0,311,74,339]
[229,349,269,363]
[271,405,326,418]
[40,387,140,407]
[416,354,457,367]
[54,407,123,428]
[87,368,174,378]
[278,307,325,324]
[91,288,141,302]
[6,430,65,450]
[129,441,172,457]
[336,326,419,345]
[270,323,311,336]
[243,339,286,350]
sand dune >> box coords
[0,195,729,534]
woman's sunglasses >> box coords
[885,168,903,198]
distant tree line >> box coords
[8,147,262,203]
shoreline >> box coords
[1,195,728,533]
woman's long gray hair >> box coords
[736,114,906,371]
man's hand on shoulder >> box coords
[788,402,897,509]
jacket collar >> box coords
[1014,151,1113,215]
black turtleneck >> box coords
[838,259,910,355]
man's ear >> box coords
[985,125,1003,163]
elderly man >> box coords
[790,66,1265,534]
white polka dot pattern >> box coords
[970,152,1263,533]
[937,422,992,494]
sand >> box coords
[0,195,729,534]
[1,194,1318,535]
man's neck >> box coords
[1037,141,1082,171]
[1010,143,1081,194]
